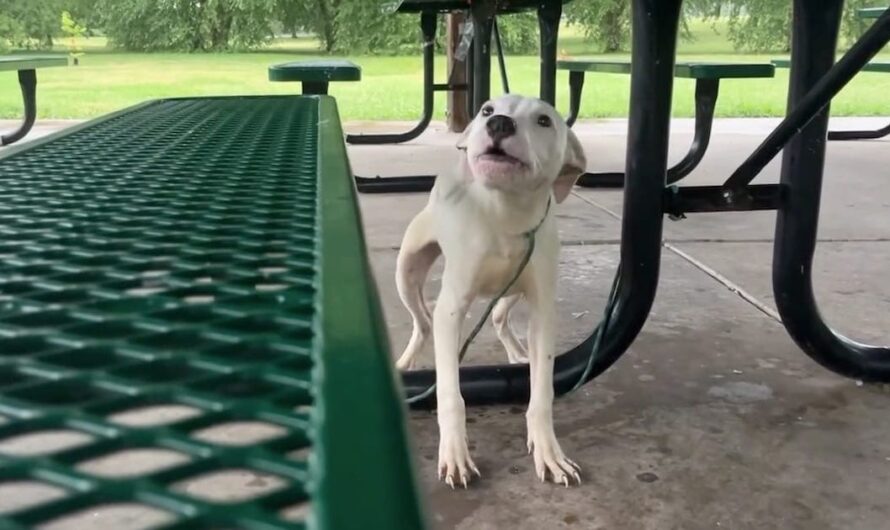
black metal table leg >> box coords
[493,18,510,94]
[469,2,495,113]
[772,0,890,382]
[565,71,585,128]
[301,81,329,95]
[1,70,37,146]
[347,12,437,145]
[402,0,681,408]
[466,38,476,119]
[538,0,562,106]
[575,77,719,189]
[666,78,718,183]
[828,121,890,140]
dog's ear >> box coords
[552,128,587,203]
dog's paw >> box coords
[527,428,581,487]
[438,434,481,489]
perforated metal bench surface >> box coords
[0,96,425,529]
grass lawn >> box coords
[2,20,890,121]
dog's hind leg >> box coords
[395,209,441,371]
[492,295,528,364]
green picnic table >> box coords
[859,7,885,18]
[0,55,67,146]
[557,59,775,187]
[773,6,890,141]
[0,95,426,529]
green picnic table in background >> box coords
[0,55,68,146]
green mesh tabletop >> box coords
[0,96,425,529]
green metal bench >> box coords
[774,58,890,140]
[557,59,775,187]
[0,95,426,529]
[0,55,68,146]
[859,6,886,18]
[268,60,361,95]
[773,6,890,141]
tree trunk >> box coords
[316,0,336,52]
[446,12,470,132]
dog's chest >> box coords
[471,238,530,295]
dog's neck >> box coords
[441,160,553,236]
[470,184,551,231]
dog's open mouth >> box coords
[478,146,524,166]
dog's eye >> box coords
[537,115,552,128]
[481,105,494,117]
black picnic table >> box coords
[350,0,569,192]
[398,1,890,406]
[0,55,67,146]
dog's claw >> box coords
[528,427,581,487]
[438,433,479,490]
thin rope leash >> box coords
[406,197,551,404]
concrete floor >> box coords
[347,117,890,530]
[3,116,890,529]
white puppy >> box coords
[395,94,587,487]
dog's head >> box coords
[457,94,586,203]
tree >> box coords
[565,0,630,53]
[277,0,309,38]
[97,0,276,52]
[723,0,793,52]
[61,10,87,64]
[0,0,62,49]
[702,0,885,53]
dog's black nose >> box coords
[486,115,516,143]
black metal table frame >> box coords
[566,71,720,189]
[352,0,563,194]
[828,7,890,141]
[829,121,890,140]
[1,69,38,146]
[404,0,890,408]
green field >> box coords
[3,21,890,121]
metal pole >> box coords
[772,0,890,381]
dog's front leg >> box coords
[526,289,582,486]
[433,271,480,488]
